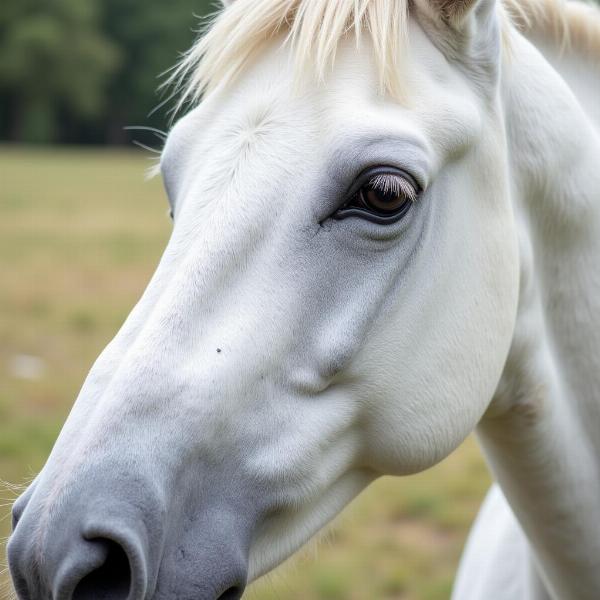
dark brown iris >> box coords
[332,168,419,224]
[360,185,410,214]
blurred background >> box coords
[0,0,213,145]
[1,1,493,598]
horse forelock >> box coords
[166,0,412,111]
[166,0,600,114]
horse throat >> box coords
[476,28,600,600]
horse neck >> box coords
[476,28,600,599]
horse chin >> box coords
[247,468,375,582]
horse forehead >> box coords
[163,20,480,197]
[165,36,379,162]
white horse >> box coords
[7,0,600,598]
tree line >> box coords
[0,0,213,144]
[5,1,597,145]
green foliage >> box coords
[100,0,213,143]
[0,0,120,141]
[0,0,213,143]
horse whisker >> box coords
[123,125,168,140]
[131,140,163,155]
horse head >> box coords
[8,0,521,598]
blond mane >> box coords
[167,0,600,110]
[504,0,600,57]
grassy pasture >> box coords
[0,147,491,599]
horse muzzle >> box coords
[7,471,250,600]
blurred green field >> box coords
[0,147,491,600]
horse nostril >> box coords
[217,586,244,600]
[72,539,131,600]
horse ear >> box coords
[429,0,495,24]
[415,0,501,82]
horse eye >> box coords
[334,168,419,224]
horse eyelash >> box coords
[368,173,418,202]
